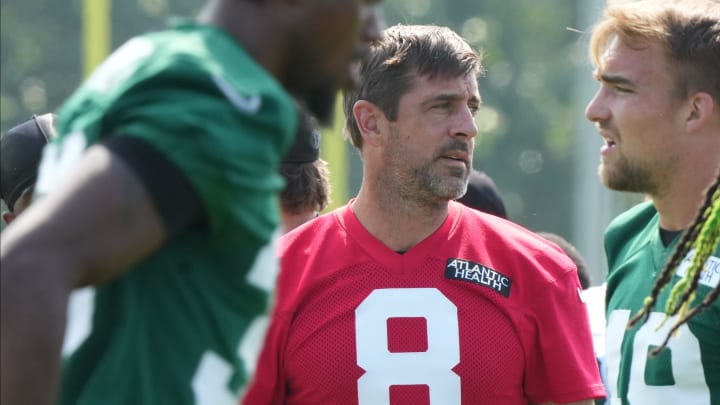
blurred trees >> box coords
[1,0,201,132]
[1,0,596,238]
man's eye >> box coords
[615,86,633,93]
[435,102,451,110]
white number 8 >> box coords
[355,288,461,404]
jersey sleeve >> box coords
[106,61,294,240]
[522,269,607,403]
[241,310,290,405]
[242,235,308,405]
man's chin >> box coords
[433,177,469,201]
[599,169,621,191]
[600,170,646,193]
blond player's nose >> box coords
[585,90,608,123]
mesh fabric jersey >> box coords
[604,201,720,405]
[243,201,606,404]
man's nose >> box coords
[585,88,609,123]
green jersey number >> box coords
[191,231,279,404]
[606,310,710,404]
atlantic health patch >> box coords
[676,252,720,289]
[445,258,512,297]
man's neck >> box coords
[653,174,715,231]
[352,187,449,253]
[197,1,286,80]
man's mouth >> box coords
[439,151,470,169]
[600,137,617,154]
[442,152,468,163]
[597,126,618,154]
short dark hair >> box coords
[279,159,330,215]
[280,107,330,214]
[343,24,484,150]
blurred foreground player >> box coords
[0,0,383,403]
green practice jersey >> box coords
[35,21,297,405]
[604,202,720,405]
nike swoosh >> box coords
[212,75,262,114]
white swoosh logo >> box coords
[212,75,261,114]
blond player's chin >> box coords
[598,165,611,185]
[598,171,614,189]
[599,170,630,192]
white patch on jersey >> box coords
[584,283,607,358]
[577,287,586,303]
[35,131,87,195]
[239,315,269,376]
[675,251,720,289]
[192,351,236,405]
[191,229,280,404]
[245,228,280,292]
[212,75,261,115]
[86,37,155,93]
[62,287,96,357]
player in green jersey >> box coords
[0,1,383,404]
[584,0,720,404]
[629,171,720,352]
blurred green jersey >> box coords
[38,21,296,405]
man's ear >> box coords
[686,91,716,133]
[2,211,15,225]
[353,100,385,147]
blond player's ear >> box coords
[685,91,715,134]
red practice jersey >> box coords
[243,201,605,405]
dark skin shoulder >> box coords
[0,144,166,404]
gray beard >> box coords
[382,128,470,204]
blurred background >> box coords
[0,0,644,283]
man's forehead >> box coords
[598,37,660,79]
[411,73,480,98]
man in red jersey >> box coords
[243,24,605,405]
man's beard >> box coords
[599,153,657,194]
[416,163,469,201]
[385,127,471,203]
